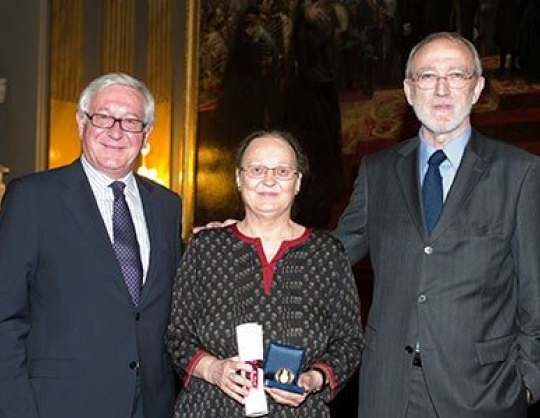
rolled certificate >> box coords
[236,323,268,417]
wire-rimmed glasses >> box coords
[240,165,298,180]
[410,70,477,90]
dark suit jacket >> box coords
[335,131,540,417]
[0,160,182,418]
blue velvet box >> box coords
[263,341,305,394]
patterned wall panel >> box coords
[49,0,84,168]
[101,0,136,74]
[147,0,174,103]
[50,0,83,102]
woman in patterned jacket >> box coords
[166,130,363,417]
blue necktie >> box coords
[110,181,143,305]
[422,150,447,234]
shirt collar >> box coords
[419,128,471,170]
[80,154,137,196]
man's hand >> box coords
[527,389,534,405]
[192,219,238,234]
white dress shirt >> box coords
[81,155,150,283]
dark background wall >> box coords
[0,0,49,179]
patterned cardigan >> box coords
[166,225,363,418]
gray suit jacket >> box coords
[0,160,182,418]
[334,131,540,417]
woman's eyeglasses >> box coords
[240,165,298,180]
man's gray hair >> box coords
[77,72,155,126]
[405,32,483,79]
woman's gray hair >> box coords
[235,130,310,177]
[405,32,483,79]
[77,72,155,126]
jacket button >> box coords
[418,294,427,303]
[405,345,414,354]
[129,361,139,370]
[424,246,433,255]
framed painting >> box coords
[185,0,409,230]
[190,0,347,228]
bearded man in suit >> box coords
[0,73,182,418]
[335,32,540,418]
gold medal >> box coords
[275,368,295,384]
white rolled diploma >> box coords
[235,323,268,417]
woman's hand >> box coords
[265,387,309,407]
[198,356,253,404]
[265,370,324,407]
[298,369,325,394]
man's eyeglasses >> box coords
[85,112,147,133]
[240,165,298,180]
[410,71,477,90]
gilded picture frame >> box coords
[177,0,200,239]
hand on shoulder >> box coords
[192,219,238,234]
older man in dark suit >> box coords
[0,73,182,418]
[335,32,540,417]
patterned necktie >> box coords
[110,181,143,305]
[422,150,447,234]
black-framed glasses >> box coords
[410,71,477,90]
[240,165,298,180]
[84,112,147,133]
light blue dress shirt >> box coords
[419,128,471,201]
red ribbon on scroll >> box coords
[245,360,263,388]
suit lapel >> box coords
[431,132,490,239]
[58,160,136,306]
[136,176,158,306]
[395,139,426,238]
